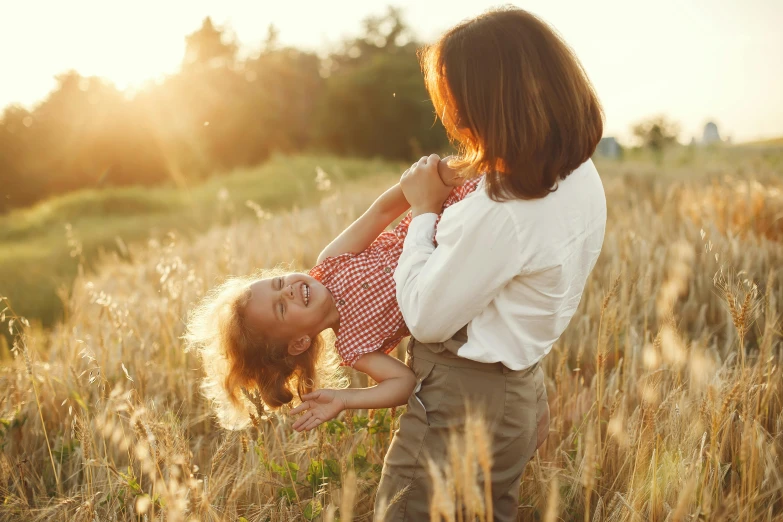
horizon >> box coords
[3,0,782,144]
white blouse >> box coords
[395,159,607,370]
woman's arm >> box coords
[394,155,525,342]
[290,351,416,432]
[317,183,409,264]
[395,204,522,343]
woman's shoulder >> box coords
[508,160,606,252]
[503,160,605,213]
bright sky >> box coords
[3,0,782,143]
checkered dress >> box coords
[309,178,482,367]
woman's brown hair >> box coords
[420,6,604,200]
[184,269,344,429]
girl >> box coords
[373,7,606,521]
[184,158,480,429]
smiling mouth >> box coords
[302,283,310,306]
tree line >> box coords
[0,8,449,213]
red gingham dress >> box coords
[309,178,482,367]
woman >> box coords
[376,7,607,520]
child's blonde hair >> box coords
[184,268,344,429]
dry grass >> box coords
[1,154,783,521]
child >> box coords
[184,158,480,429]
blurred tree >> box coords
[0,8,456,213]
[238,46,324,162]
[175,18,249,171]
[182,17,238,71]
[632,115,680,163]
[31,71,168,191]
[316,7,448,159]
[263,24,280,53]
[0,105,36,211]
[326,6,413,73]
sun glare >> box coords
[2,0,191,106]
[73,33,183,93]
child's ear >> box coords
[288,336,311,356]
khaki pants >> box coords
[375,329,549,521]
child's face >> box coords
[245,274,334,344]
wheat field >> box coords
[1,153,782,521]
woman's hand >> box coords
[401,154,452,217]
[290,389,347,432]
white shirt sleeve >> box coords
[394,202,523,343]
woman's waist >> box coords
[409,328,541,375]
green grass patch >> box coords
[0,155,403,329]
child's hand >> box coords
[400,154,451,217]
[290,389,347,432]
[437,156,465,187]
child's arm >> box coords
[290,351,416,432]
[317,183,409,264]
[317,156,457,264]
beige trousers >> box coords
[375,328,549,521]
